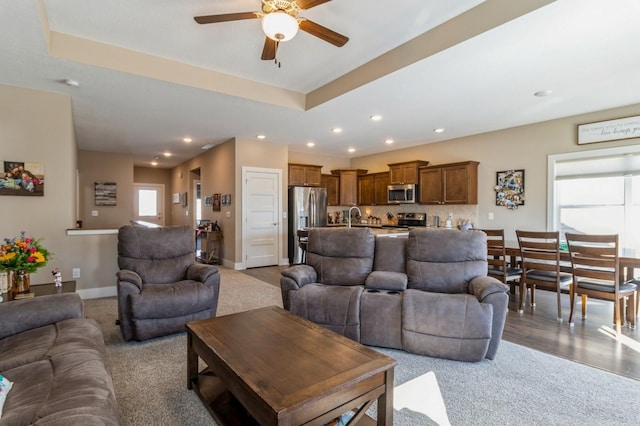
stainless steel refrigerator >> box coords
[288,186,327,264]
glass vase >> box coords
[11,270,31,295]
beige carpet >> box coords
[84,267,282,425]
[84,267,640,426]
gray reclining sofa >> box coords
[0,293,119,425]
[280,227,509,362]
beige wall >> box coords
[288,151,350,174]
[78,150,133,229]
[134,166,172,225]
[235,138,289,265]
[0,84,118,293]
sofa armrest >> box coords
[281,265,317,287]
[468,276,509,302]
[365,271,407,291]
[116,269,143,289]
[187,263,219,283]
[0,293,83,340]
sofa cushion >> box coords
[306,228,375,286]
[406,229,487,293]
[0,319,118,425]
[289,284,363,341]
[373,237,406,273]
[130,280,214,319]
[402,290,493,362]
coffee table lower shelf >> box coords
[190,372,377,426]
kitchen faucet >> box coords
[348,206,362,228]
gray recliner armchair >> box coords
[116,224,220,341]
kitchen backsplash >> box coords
[327,204,479,229]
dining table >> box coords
[504,243,640,282]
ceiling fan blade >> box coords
[261,37,277,60]
[194,12,260,24]
[296,0,332,10]
[299,19,348,47]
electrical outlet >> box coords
[488,212,494,220]
[72,268,80,278]
[91,210,98,217]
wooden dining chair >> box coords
[481,229,522,293]
[516,230,572,322]
[297,229,309,263]
[565,233,637,333]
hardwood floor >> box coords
[241,266,639,381]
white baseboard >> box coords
[78,286,117,300]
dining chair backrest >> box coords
[565,233,619,288]
[516,230,562,274]
[481,229,521,284]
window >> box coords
[549,146,640,257]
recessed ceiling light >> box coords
[534,89,552,97]
[331,127,342,134]
[384,139,394,145]
[163,152,171,157]
[150,161,158,166]
[370,115,382,121]
[257,134,266,140]
[347,148,355,153]
[183,137,192,143]
[63,79,80,88]
[434,128,445,133]
[306,142,315,147]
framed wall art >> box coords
[495,169,524,209]
[95,181,117,206]
[212,193,221,212]
[578,115,640,145]
[180,192,188,207]
[221,194,231,206]
[172,193,180,204]
[1,161,45,196]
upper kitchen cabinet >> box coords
[388,161,429,184]
[288,163,322,187]
[419,161,479,205]
[321,174,340,206]
[332,169,368,206]
[358,172,390,206]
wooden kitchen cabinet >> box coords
[388,160,429,184]
[419,161,479,205]
[358,174,374,205]
[332,169,367,206]
[358,172,390,206]
[288,163,322,187]
[321,174,340,206]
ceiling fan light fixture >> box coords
[262,11,299,41]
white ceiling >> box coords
[2,0,640,168]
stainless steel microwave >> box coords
[387,184,418,204]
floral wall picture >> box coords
[1,161,44,196]
[495,169,525,209]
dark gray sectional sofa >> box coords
[0,293,119,425]
[280,227,510,362]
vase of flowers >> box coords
[0,232,51,296]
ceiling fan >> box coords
[194,0,349,62]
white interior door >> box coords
[243,168,281,268]
[133,183,164,225]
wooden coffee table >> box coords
[187,306,396,426]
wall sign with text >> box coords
[578,115,640,145]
